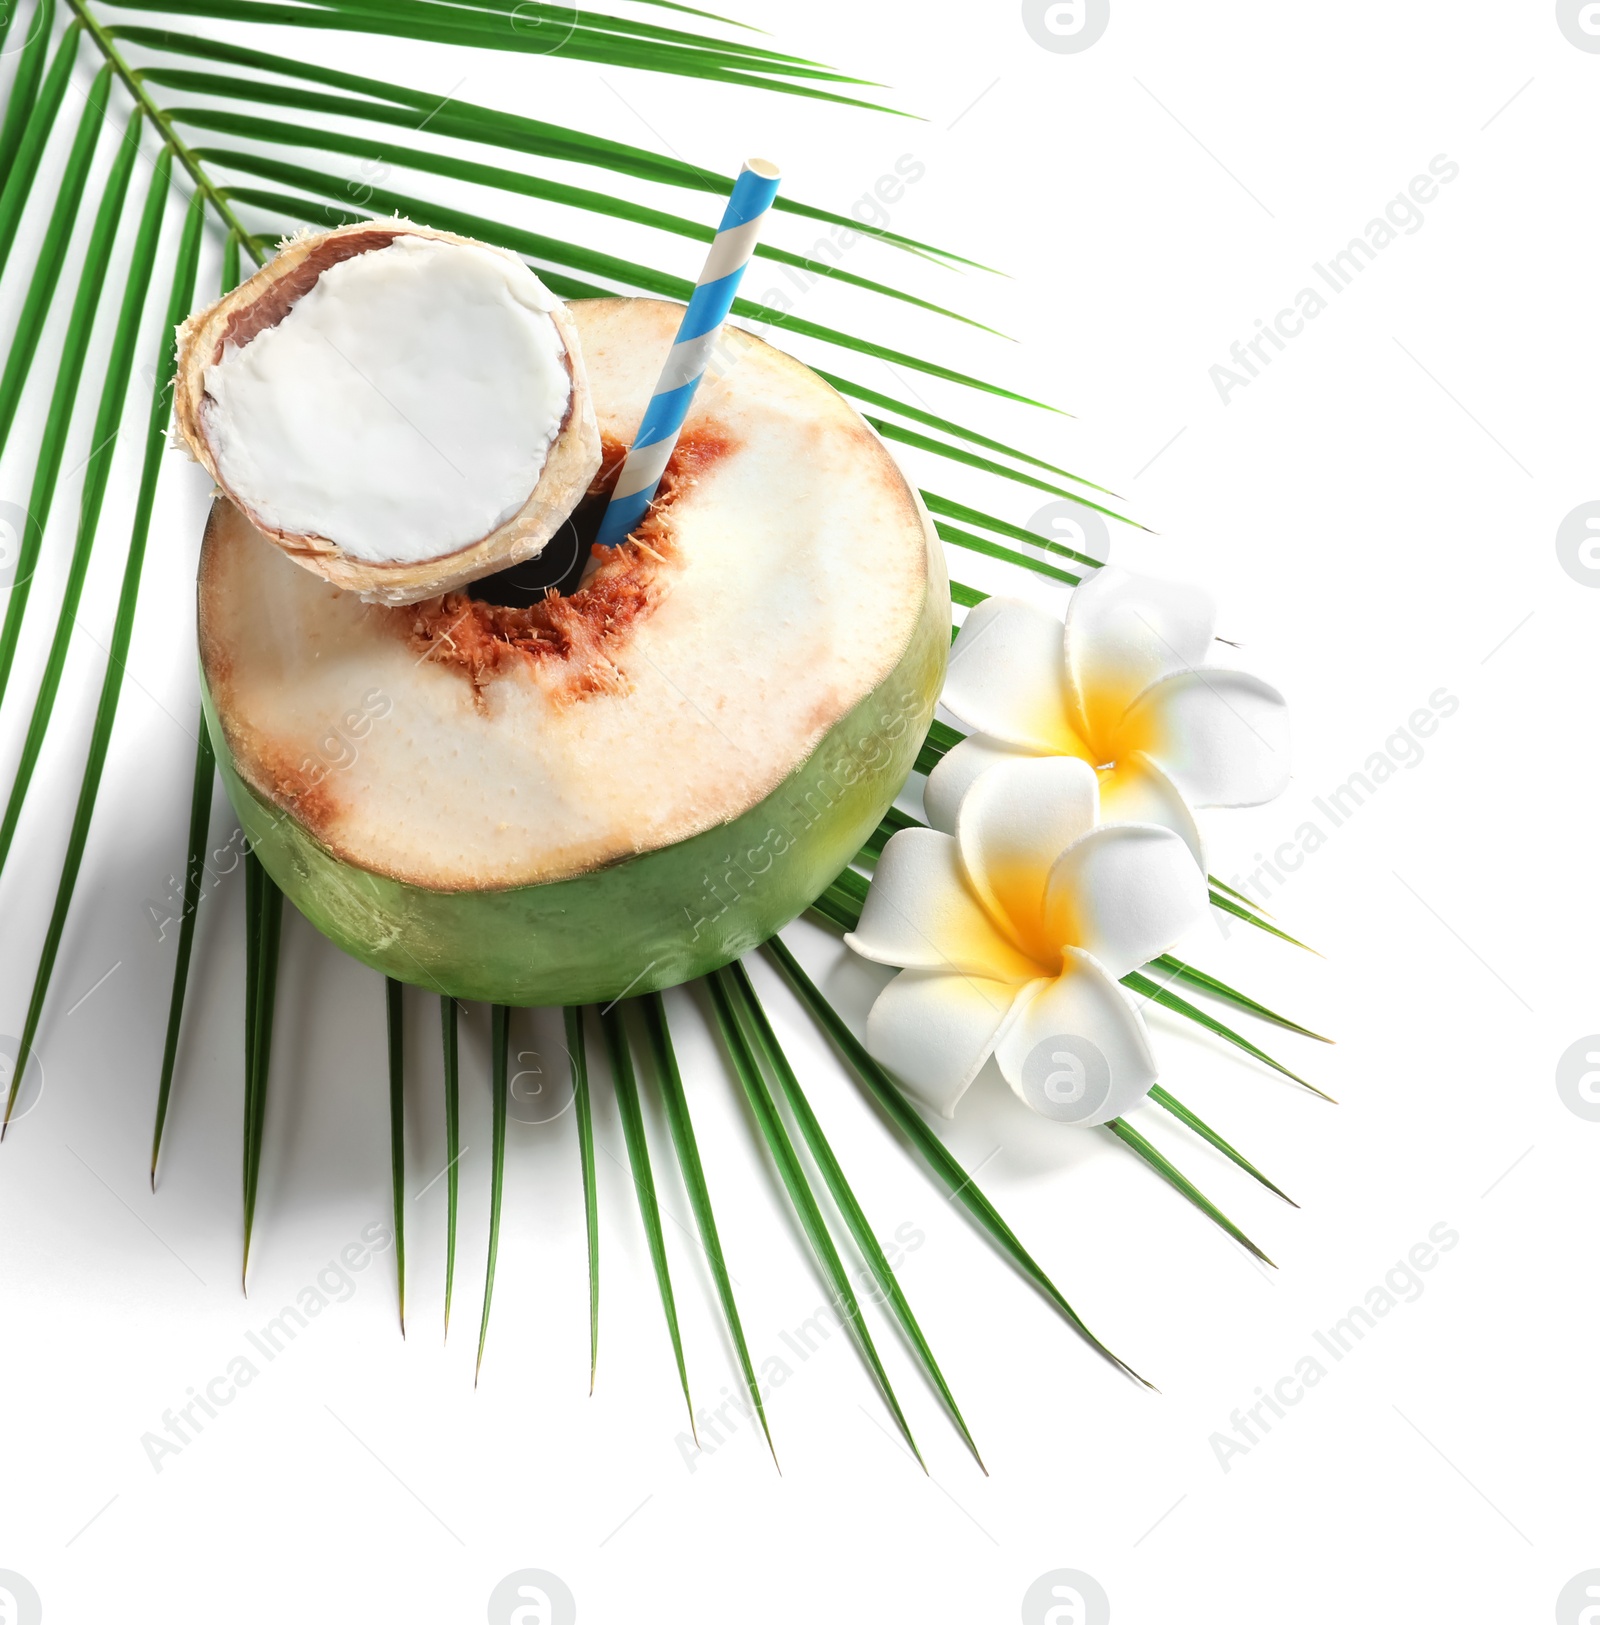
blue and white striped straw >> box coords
[594,157,781,548]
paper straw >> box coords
[594,158,781,548]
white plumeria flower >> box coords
[844,755,1208,1125]
[924,567,1291,868]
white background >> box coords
[0,2,1592,1622]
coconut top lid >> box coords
[200,235,571,566]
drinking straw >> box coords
[594,157,781,548]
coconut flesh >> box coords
[198,285,948,1005]
[175,222,602,603]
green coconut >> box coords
[196,293,948,1004]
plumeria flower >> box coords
[924,567,1291,868]
[845,755,1208,1125]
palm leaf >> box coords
[928,518,1085,587]
[152,231,237,1184]
[0,48,106,463]
[2,0,1069,1212]
[242,853,260,1186]
[817,371,1101,482]
[151,718,214,1187]
[0,0,1320,1429]
[187,141,998,333]
[1205,889,1319,953]
[241,859,285,1286]
[301,0,825,69]
[705,965,923,1465]
[873,417,1119,507]
[764,937,1145,1385]
[476,1003,512,1382]
[0,62,122,710]
[726,962,983,1469]
[385,978,408,1336]
[199,165,1044,405]
[9,166,204,1136]
[0,0,54,178]
[599,1003,694,1431]
[118,26,991,262]
[107,0,900,108]
[1121,968,1331,1102]
[0,8,75,279]
[638,993,775,1467]
[565,1006,599,1391]
[0,111,168,881]
[1147,1086,1293,1205]
[1149,954,1332,1044]
[439,995,461,1340]
[1105,1117,1273,1267]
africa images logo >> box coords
[1021,0,1110,54]
[487,1570,576,1625]
[0,1571,41,1625]
[1021,1569,1110,1625]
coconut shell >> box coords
[173,219,602,604]
[196,297,949,1005]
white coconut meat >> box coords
[203,236,570,564]
[199,298,944,891]
[175,221,602,603]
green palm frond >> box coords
[0,0,1091,1144]
[566,1006,599,1389]
[151,720,214,1187]
[476,1005,512,1381]
[0,9,76,276]
[106,0,899,110]
[600,1003,695,1431]
[9,185,205,1138]
[706,966,922,1466]
[386,979,409,1336]
[1148,955,1331,1044]
[111,27,977,256]
[1105,1117,1274,1269]
[152,232,238,1186]
[765,937,1147,1387]
[1146,1086,1295,1206]
[0,65,123,712]
[0,55,106,461]
[1121,968,1331,1102]
[726,962,983,1470]
[439,996,462,1340]
[241,859,285,1286]
[0,0,1323,1439]
[639,993,775,1468]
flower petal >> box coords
[941,597,1084,753]
[865,967,1025,1117]
[846,827,1037,981]
[1043,823,1209,979]
[956,755,1100,957]
[994,949,1158,1125]
[1065,567,1217,748]
[923,734,1031,835]
[1124,667,1291,807]
[1098,750,1205,869]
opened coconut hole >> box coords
[402,428,734,691]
